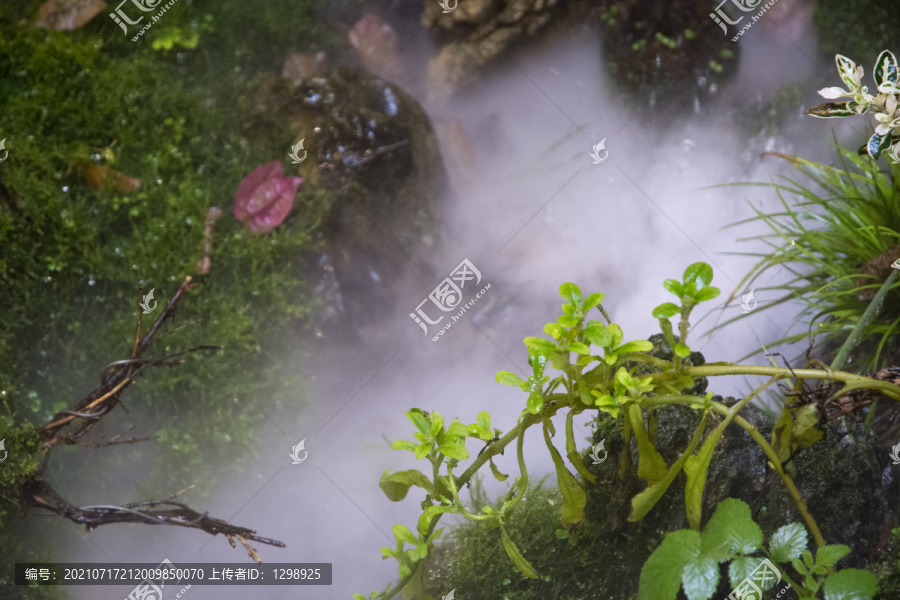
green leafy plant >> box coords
[359,263,900,600]
[720,146,900,374]
[639,498,877,600]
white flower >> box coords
[889,143,900,164]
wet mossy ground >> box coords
[0,0,340,590]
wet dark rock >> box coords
[247,67,445,331]
[585,391,899,596]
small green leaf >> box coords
[429,412,444,437]
[695,286,720,302]
[477,411,491,431]
[379,469,434,501]
[816,544,851,568]
[414,443,432,459]
[558,314,580,328]
[584,292,605,309]
[663,279,684,296]
[500,526,539,579]
[637,529,701,600]
[379,547,394,558]
[392,524,419,546]
[436,443,468,460]
[568,341,591,354]
[524,337,559,355]
[496,371,526,387]
[683,262,714,289]
[417,505,456,535]
[674,343,690,358]
[584,323,613,347]
[392,440,417,452]
[617,340,655,354]
[407,409,431,435]
[769,522,808,563]
[544,322,564,339]
[527,390,544,414]
[823,568,878,600]
[653,303,681,319]
[446,421,470,440]
[489,459,509,481]
[559,282,583,307]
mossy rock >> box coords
[814,0,900,64]
[594,0,739,116]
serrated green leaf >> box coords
[406,544,428,562]
[682,554,719,600]
[683,263,714,289]
[436,443,468,460]
[637,529,701,600]
[584,292,605,309]
[496,371,526,387]
[769,522,808,563]
[702,499,762,558]
[816,544,851,568]
[501,525,539,579]
[559,282,582,307]
[728,556,756,588]
[414,443,432,459]
[653,303,681,319]
[695,286,720,302]
[823,568,878,600]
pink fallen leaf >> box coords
[233,161,303,234]
[36,0,107,31]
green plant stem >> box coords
[831,270,899,371]
[645,394,826,548]
[673,365,900,400]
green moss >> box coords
[0,0,339,586]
